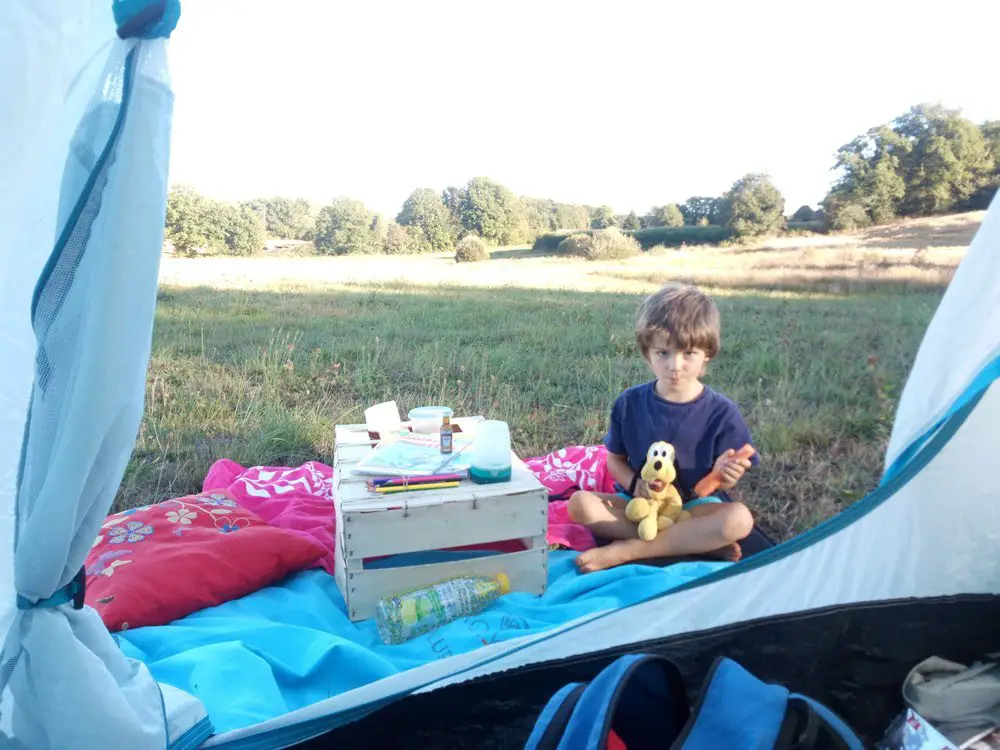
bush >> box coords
[532,225,732,253]
[455,235,490,263]
[556,232,593,256]
[824,202,870,232]
[629,225,732,248]
[584,228,640,261]
[718,173,786,237]
[786,220,825,233]
[533,230,585,252]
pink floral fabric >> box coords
[201,445,610,568]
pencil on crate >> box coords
[374,481,461,494]
[367,473,464,490]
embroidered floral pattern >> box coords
[197,493,239,508]
[108,521,154,544]
[166,508,197,525]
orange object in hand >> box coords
[693,443,756,497]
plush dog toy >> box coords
[625,441,691,541]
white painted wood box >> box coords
[332,419,549,622]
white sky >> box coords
[165,0,1000,217]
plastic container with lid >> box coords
[408,405,453,434]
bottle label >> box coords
[376,576,503,644]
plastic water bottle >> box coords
[375,573,511,645]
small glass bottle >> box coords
[440,415,453,454]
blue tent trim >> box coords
[202,367,985,749]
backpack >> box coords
[525,653,865,750]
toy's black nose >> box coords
[653,460,662,471]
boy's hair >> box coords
[635,282,721,358]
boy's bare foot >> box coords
[575,545,631,574]
[575,540,744,574]
[705,542,743,562]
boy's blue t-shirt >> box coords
[603,381,759,502]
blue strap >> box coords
[679,657,789,749]
[16,567,86,611]
[113,0,181,39]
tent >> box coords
[1,2,998,749]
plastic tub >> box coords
[408,406,453,434]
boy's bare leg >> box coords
[574,502,754,573]
[566,491,637,541]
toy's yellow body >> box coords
[624,441,692,541]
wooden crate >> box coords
[332,419,549,622]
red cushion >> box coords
[84,489,328,631]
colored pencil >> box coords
[369,473,464,488]
[374,481,461,494]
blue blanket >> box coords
[118,551,728,735]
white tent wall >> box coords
[884,191,1000,480]
[0,0,113,665]
[0,2,210,748]
[199,380,1000,748]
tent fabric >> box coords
[196,378,1000,748]
[883,191,1000,481]
[0,2,209,748]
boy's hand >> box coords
[714,449,753,490]
[633,478,651,498]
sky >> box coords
[165,0,1000,217]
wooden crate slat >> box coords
[344,547,548,622]
[341,490,547,559]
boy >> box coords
[569,282,758,573]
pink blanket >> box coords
[202,445,611,573]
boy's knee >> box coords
[721,503,753,542]
[567,491,591,523]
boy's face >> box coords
[644,333,709,394]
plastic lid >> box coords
[496,573,510,594]
[408,406,453,419]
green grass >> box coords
[118,281,944,542]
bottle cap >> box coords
[496,573,510,594]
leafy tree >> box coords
[453,177,523,245]
[982,121,1000,168]
[553,202,590,230]
[622,210,642,231]
[165,186,216,254]
[648,204,685,228]
[397,188,456,253]
[680,197,722,225]
[590,205,617,229]
[894,104,994,216]
[383,221,415,255]
[222,203,266,256]
[313,198,380,255]
[718,173,786,237]
[823,125,908,225]
[516,196,557,243]
[164,186,263,255]
[245,197,313,239]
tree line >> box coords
[163,102,999,257]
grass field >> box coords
[122,212,983,542]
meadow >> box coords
[120,212,981,541]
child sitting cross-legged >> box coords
[569,282,759,573]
